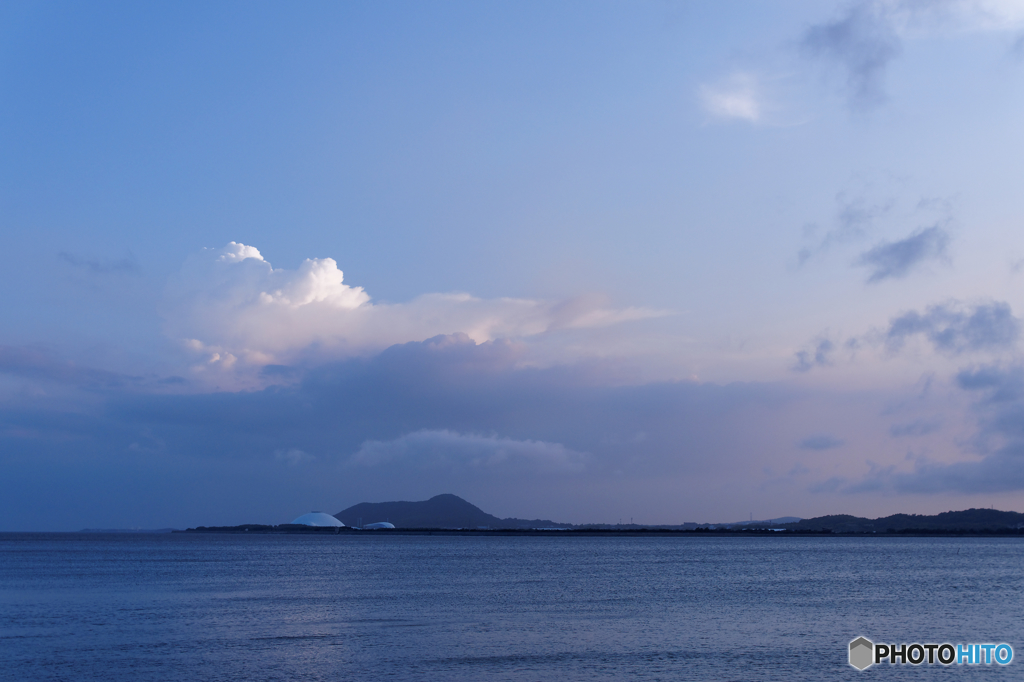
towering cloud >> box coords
[165,243,661,374]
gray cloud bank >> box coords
[6,330,1024,529]
[889,364,1024,493]
[0,334,803,529]
[824,365,1024,495]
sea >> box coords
[1,533,1020,681]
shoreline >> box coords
[173,526,1024,538]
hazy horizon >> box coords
[4,1,1024,530]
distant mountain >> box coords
[718,516,802,528]
[778,508,1024,533]
[334,494,562,529]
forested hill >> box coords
[777,508,1024,532]
[335,494,562,529]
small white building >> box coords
[291,512,345,527]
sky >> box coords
[3,0,1024,530]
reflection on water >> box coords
[1,533,1020,680]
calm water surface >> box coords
[1,533,1021,681]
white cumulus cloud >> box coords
[165,242,662,372]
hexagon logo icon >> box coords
[849,637,874,670]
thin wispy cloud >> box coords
[793,337,836,372]
[59,251,140,275]
[801,1,902,110]
[348,429,588,475]
[793,300,1018,379]
[275,448,315,466]
[800,1,1024,110]
[857,225,949,282]
[886,301,1020,354]
[798,194,894,265]
[955,364,1024,403]
[889,418,941,437]
[949,1,1024,31]
[699,73,762,122]
[1013,33,1024,57]
[0,345,139,390]
[799,434,844,450]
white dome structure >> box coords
[363,521,396,529]
[291,512,345,527]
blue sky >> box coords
[3,0,1024,530]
